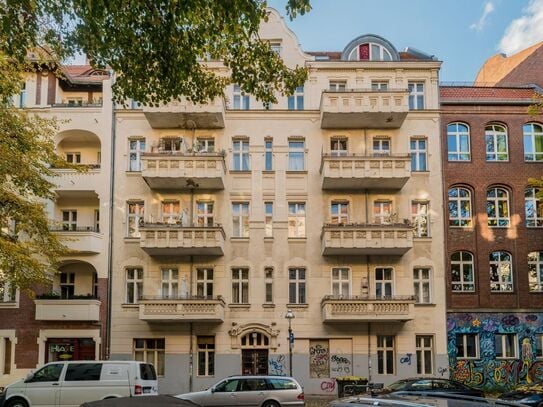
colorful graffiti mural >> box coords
[448,312,543,392]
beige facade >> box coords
[109,9,447,395]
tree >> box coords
[0,0,311,106]
[528,92,543,116]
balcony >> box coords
[143,98,225,129]
[51,166,102,198]
[321,295,415,323]
[320,154,411,190]
[139,224,225,256]
[139,296,225,323]
[34,297,101,321]
[141,153,226,190]
[321,223,413,256]
[320,89,409,129]
[50,227,102,254]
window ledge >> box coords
[121,303,140,308]
[488,226,511,229]
[412,171,430,174]
[414,303,436,307]
[0,302,19,308]
[288,237,307,242]
[286,170,307,174]
[287,303,309,309]
[264,237,274,241]
[230,237,250,242]
[262,303,276,308]
[414,236,432,240]
[124,237,141,243]
[229,304,251,309]
[229,170,252,174]
[262,170,276,174]
[125,171,142,175]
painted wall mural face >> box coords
[448,313,543,392]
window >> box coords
[375,268,393,298]
[456,334,479,359]
[410,138,427,171]
[268,377,298,389]
[129,139,145,171]
[233,85,250,110]
[408,82,425,110]
[197,202,214,227]
[270,42,282,55]
[494,333,517,359]
[371,81,389,91]
[288,140,305,170]
[413,268,431,304]
[349,43,392,61]
[161,201,180,224]
[196,138,215,153]
[67,97,83,106]
[197,337,215,376]
[94,209,100,232]
[60,272,75,299]
[134,339,165,376]
[264,139,273,171]
[377,335,395,374]
[448,187,472,227]
[65,363,102,381]
[0,337,12,375]
[62,210,77,231]
[451,251,475,292]
[490,251,513,292]
[0,280,16,303]
[29,363,64,382]
[331,201,349,225]
[487,187,510,227]
[197,269,213,298]
[264,202,273,237]
[485,124,508,161]
[161,268,178,298]
[329,81,346,92]
[416,336,433,375]
[130,99,141,109]
[332,268,350,297]
[215,378,241,392]
[412,201,429,237]
[232,202,249,238]
[13,82,26,108]
[525,188,543,227]
[127,201,144,238]
[288,268,306,304]
[232,268,249,304]
[66,153,81,164]
[288,203,306,237]
[373,138,390,156]
[126,268,143,304]
[373,200,392,224]
[447,123,470,161]
[331,138,348,156]
[265,268,273,303]
[537,334,543,358]
[528,251,543,292]
[288,86,304,110]
[523,123,543,161]
[232,140,250,171]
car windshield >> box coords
[387,380,412,391]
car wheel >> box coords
[6,398,28,407]
[261,401,280,407]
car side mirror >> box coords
[24,372,34,383]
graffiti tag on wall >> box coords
[320,378,336,392]
[268,354,287,376]
[309,340,330,378]
[330,354,352,377]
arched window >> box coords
[487,187,510,227]
[525,188,543,227]
[489,251,513,292]
[485,123,508,161]
[451,251,475,292]
[448,187,472,227]
[447,123,470,161]
[528,251,543,292]
[348,42,392,61]
[240,331,270,349]
[523,123,543,161]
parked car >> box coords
[176,375,305,407]
[378,378,485,398]
[81,395,199,407]
[499,382,543,407]
[0,360,158,407]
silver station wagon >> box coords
[176,375,305,407]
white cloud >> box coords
[470,1,495,31]
[498,0,543,54]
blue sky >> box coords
[268,0,543,82]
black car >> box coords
[499,382,543,407]
[380,378,485,398]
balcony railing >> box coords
[321,295,415,323]
[52,102,103,108]
[320,89,409,129]
[50,226,102,254]
[50,226,100,233]
[143,98,225,129]
[35,298,101,321]
[139,224,225,256]
[321,223,413,256]
[321,153,411,190]
[139,295,225,322]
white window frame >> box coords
[373,200,393,224]
[196,201,214,227]
[412,201,430,237]
[348,43,392,61]
[196,268,214,299]
[331,268,351,297]
[456,333,479,359]
[232,268,249,304]
[288,202,306,238]
[451,251,475,292]
[489,251,513,292]
[128,138,146,171]
[410,138,427,171]
[232,202,249,238]
[125,268,143,304]
[196,138,215,153]
[66,152,81,164]
[62,210,77,231]
[232,139,250,171]
[528,251,543,292]
[60,272,75,299]
[523,122,543,161]
[264,139,273,171]
[329,81,347,92]
[288,86,304,110]
[371,81,389,91]
[413,268,431,304]
[408,82,425,110]
[525,188,543,227]
[161,201,180,224]
[331,137,348,156]
[127,201,144,238]
[447,123,470,161]
[288,267,306,304]
[197,336,215,377]
[133,339,165,377]
[232,84,250,110]
[373,138,390,156]
[487,187,510,227]
[485,124,509,161]
[331,201,349,225]
[161,268,179,299]
[265,268,273,304]
[377,335,395,375]
[288,139,305,171]
[264,202,273,238]
[416,335,434,375]
[375,267,394,298]
[0,280,17,303]
[495,333,518,359]
[448,187,472,227]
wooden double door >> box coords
[242,349,268,375]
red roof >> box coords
[440,86,537,100]
[63,65,109,83]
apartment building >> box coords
[109,9,447,395]
[0,63,112,386]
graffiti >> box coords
[330,354,352,377]
[399,353,412,365]
[268,354,286,376]
[310,341,330,378]
[320,378,336,392]
[438,366,449,376]
[447,312,543,392]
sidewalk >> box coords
[305,395,337,407]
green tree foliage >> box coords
[0,0,311,106]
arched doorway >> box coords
[240,331,270,375]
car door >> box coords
[206,378,241,407]
[59,363,102,407]
[24,363,64,407]
[236,378,269,407]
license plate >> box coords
[143,387,152,394]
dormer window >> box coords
[349,42,393,61]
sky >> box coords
[267,0,543,82]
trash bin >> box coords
[336,376,368,398]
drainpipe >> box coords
[368,322,372,384]
[189,322,194,392]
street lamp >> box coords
[285,308,295,377]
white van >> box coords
[0,361,158,407]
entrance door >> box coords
[242,350,268,375]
